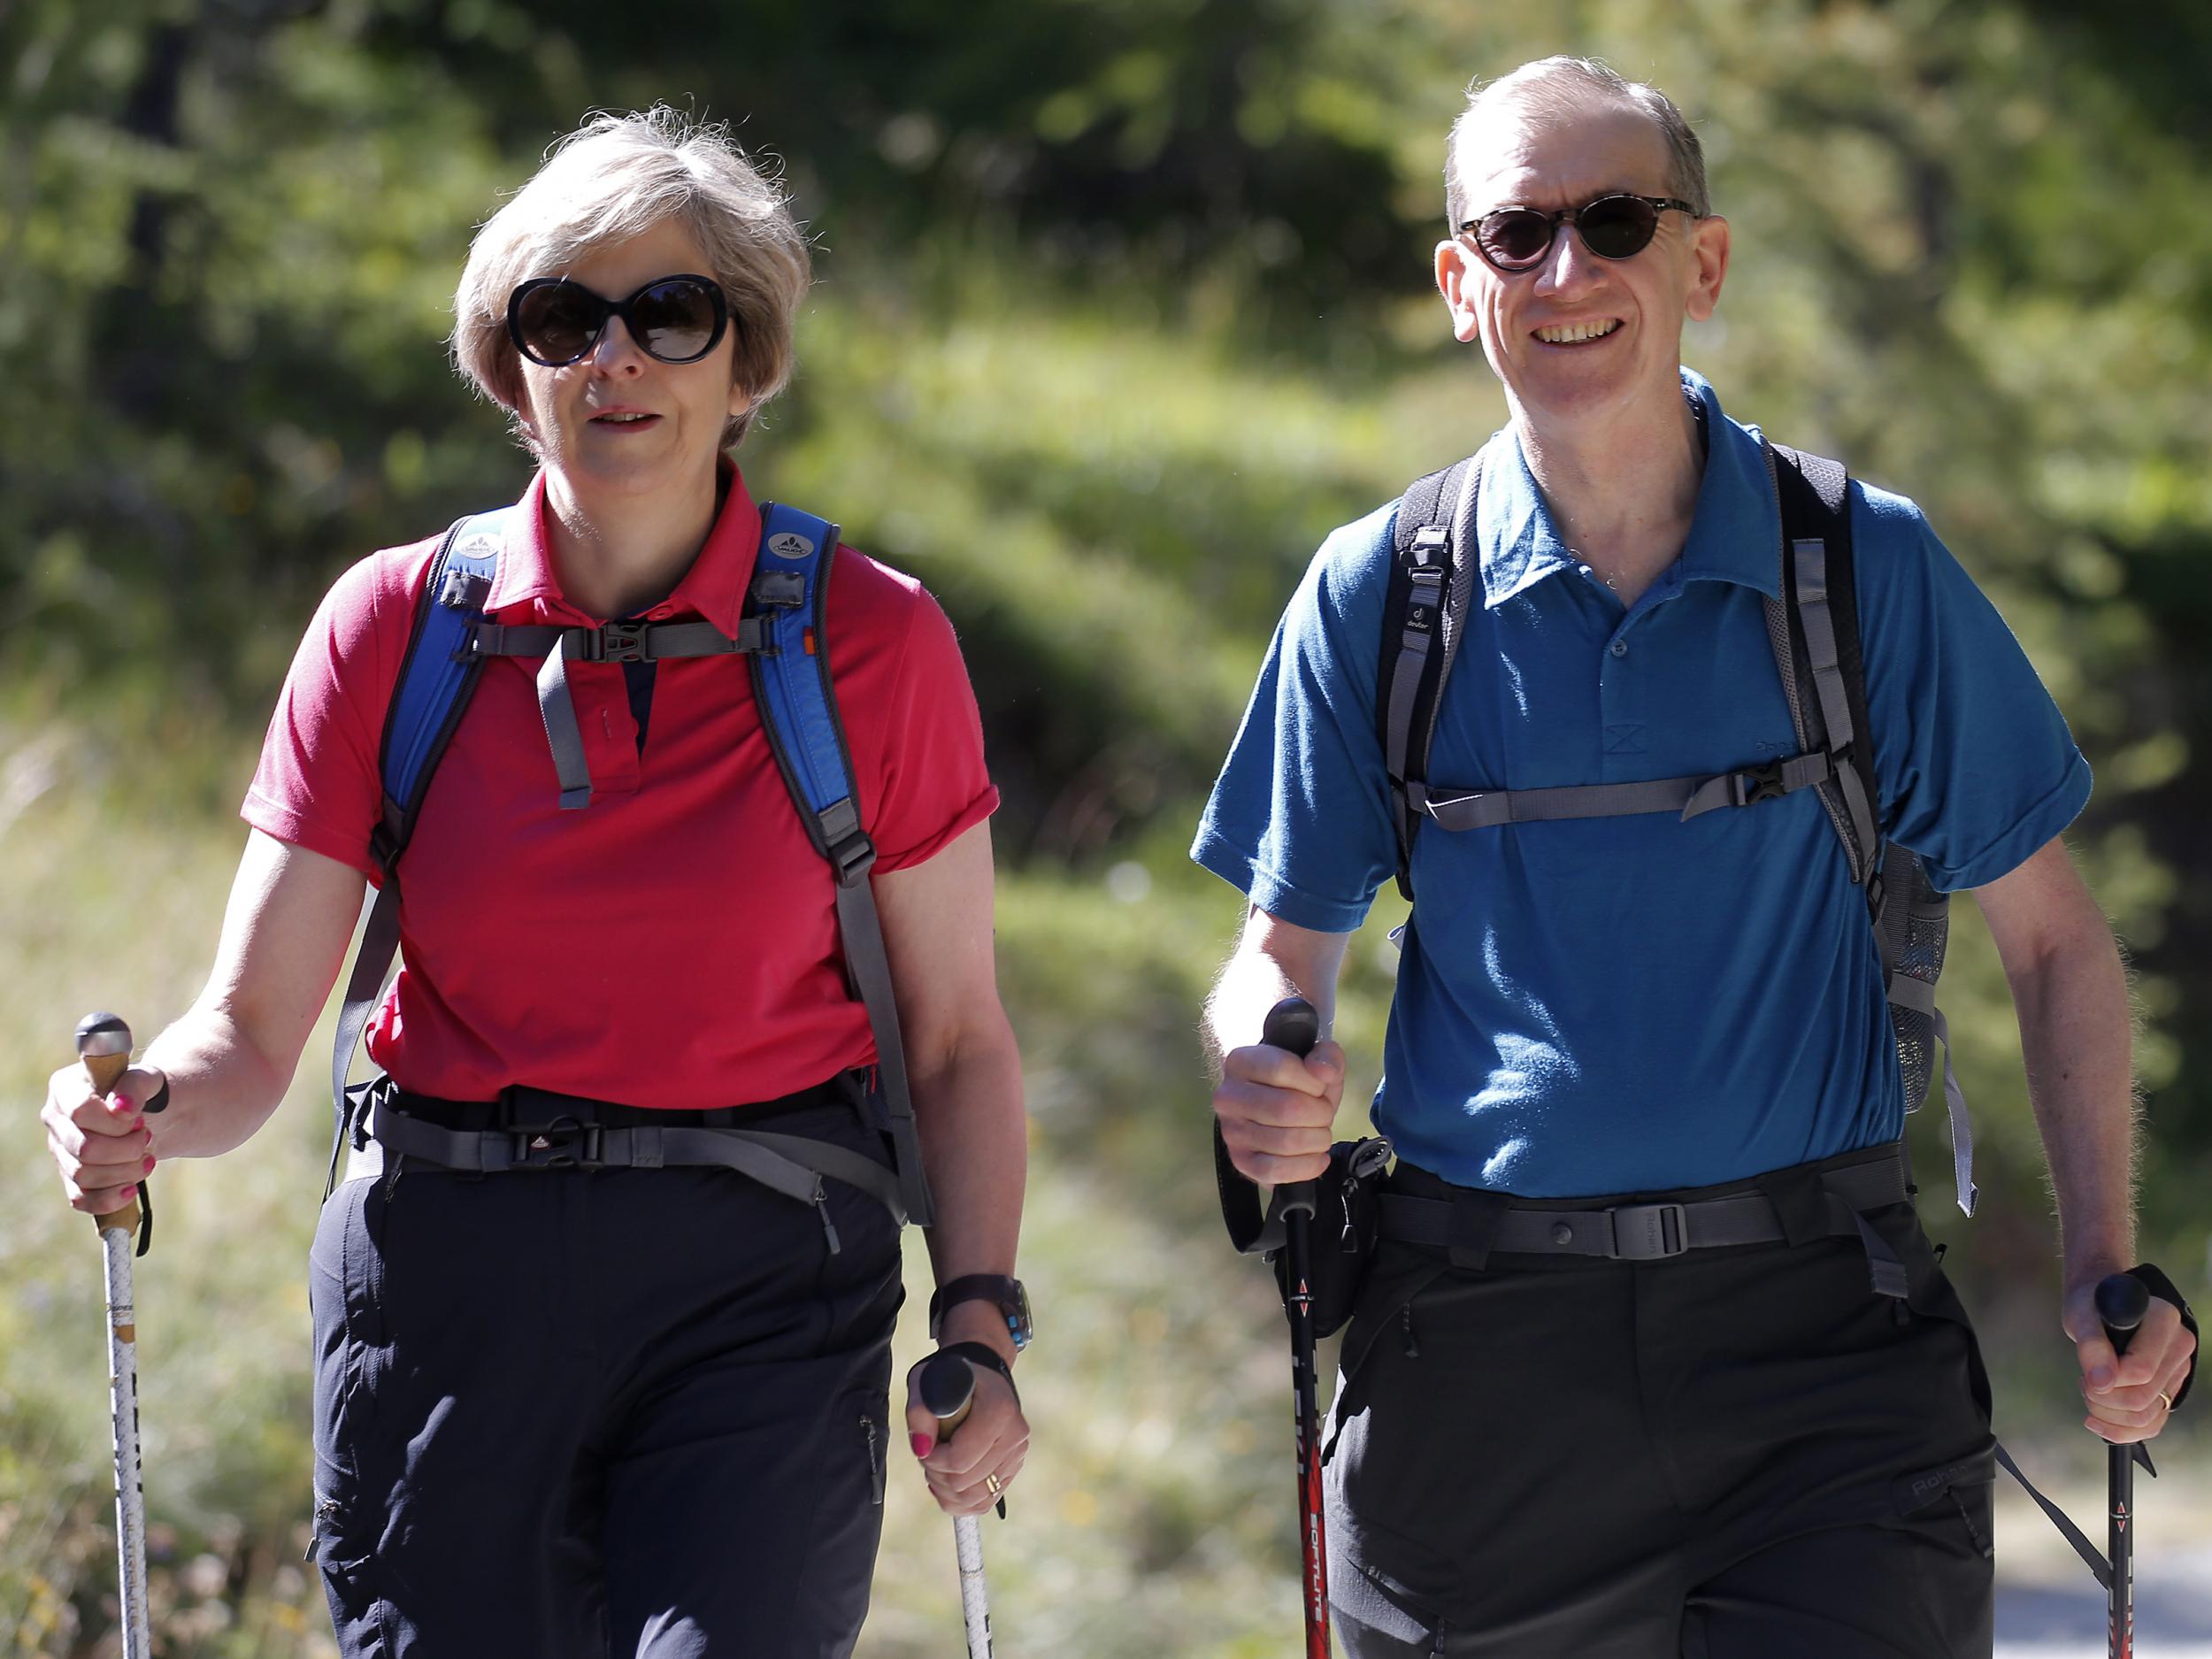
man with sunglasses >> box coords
[1197,55,2193,1657]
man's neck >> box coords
[541,465,723,619]
[1514,388,1704,608]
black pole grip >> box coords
[918,1348,979,1439]
[2097,1272,2151,1357]
[1263,998,1322,1224]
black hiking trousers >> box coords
[306,1087,902,1659]
[1325,1147,1997,1658]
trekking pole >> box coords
[2096,1271,2152,1659]
[917,1348,995,1659]
[1258,995,1332,1659]
[75,1011,157,1659]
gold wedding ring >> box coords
[2157,1390,2173,1412]
[985,1473,1003,1497]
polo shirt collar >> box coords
[1474,367,1782,609]
[484,461,764,631]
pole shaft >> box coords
[954,1515,993,1657]
[2108,1440,2132,1659]
[103,1224,150,1659]
[1285,1210,1331,1658]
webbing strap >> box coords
[366,1094,905,1217]
[1932,1008,1978,1216]
[1994,1440,2118,1590]
[326,881,403,1200]
[1790,539,1881,880]
[1409,750,1832,830]
[833,863,933,1227]
[534,641,595,810]
[466,617,766,663]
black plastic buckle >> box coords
[1733,762,1788,807]
[511,1119,603,1170]
[594,622,651,664]
[826,828,878,887]
[1608,1202,1688,1260]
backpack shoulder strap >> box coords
[1379,454,1481,900]
[1767,442,1976,1216]
[326,507,510,1194]
[1765,442,1879,883]
[749,502,935,1229]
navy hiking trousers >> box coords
[1325,1146,1997,1658]
[307,1084,902,1658]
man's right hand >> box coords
[42,1062,162,1217]
[1212,1035,1346,1186]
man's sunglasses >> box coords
[1457,193,1699,273]
[506,273,732,367]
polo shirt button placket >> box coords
[1609,638,1629,658]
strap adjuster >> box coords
[1732,761,1789,807]
[511,1120,603,1170]
[826,828,877,887]
[1608,1202,1688,1260]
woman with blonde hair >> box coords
[43,107,1030,1656]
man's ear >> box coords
[1435,239,1483,344]
[1685,213,1731,323]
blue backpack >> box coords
[323,500,935,1231]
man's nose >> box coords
[1532,221,1601,295]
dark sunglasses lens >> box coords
[515,284,604,365]
[629,280,722,363]
[1479,210,1554,269]
[1579,196,1662,259]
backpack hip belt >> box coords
[343,1079,904,1255]
[1375,1141,1910,1293]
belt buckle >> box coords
[1608,1202,1688,1260]
[511,1118,603,1171]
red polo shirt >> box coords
[244,467,998,1109]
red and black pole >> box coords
[1260,995,1332,1659]
[2095,1271,2151,1659]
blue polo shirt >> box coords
[1193,369,2091,1198]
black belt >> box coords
[349,1076,907,1250]
[1376,1145,1912,1292]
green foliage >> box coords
[3,0,2208,1652]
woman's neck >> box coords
[541,463,725,618]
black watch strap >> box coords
[2130,1262,2199,1411]
[929,1273,1031,1348]
[936,1340,1019,1411]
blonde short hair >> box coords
[452,107,811,450]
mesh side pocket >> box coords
[1880,845,1950,1111]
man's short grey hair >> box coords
[452,107,811,451]
[1444,57,1709,231]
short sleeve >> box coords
[1190,506,1401,931]
[242,550,416,876]
[1852,485,2092,891]
[867,582,999,871]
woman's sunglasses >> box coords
[1458,193,1699,273]
[506,273,732,367]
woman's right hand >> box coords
[41,1061,164,1217]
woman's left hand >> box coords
[904,1354,1028,1517]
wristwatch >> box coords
[928,1274,1033,1351]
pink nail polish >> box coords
[911,1433,933,1459]
[119,1186,137,1202]
[142,1156,157,1174]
